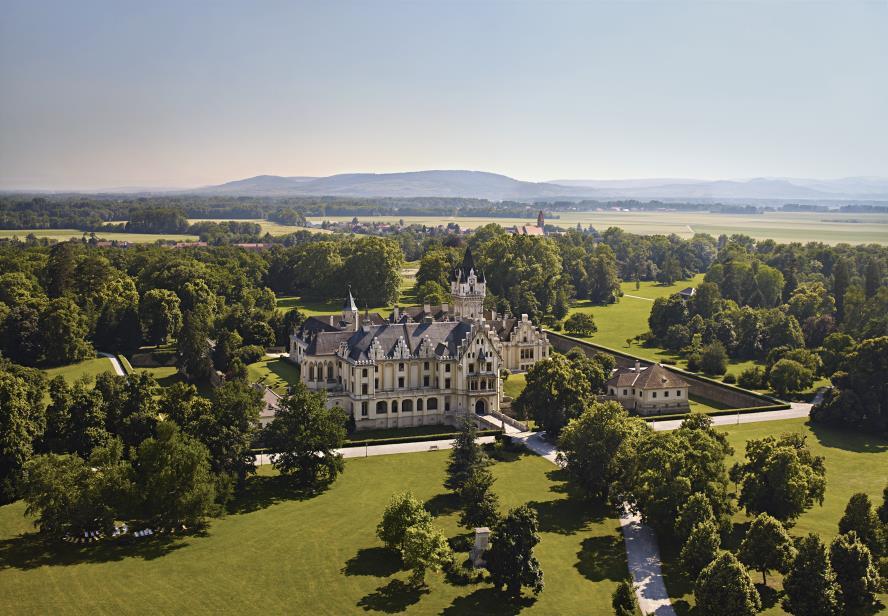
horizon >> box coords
[1,1,887,190]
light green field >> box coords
[0,450,627,615]
[0,229,199,243]
[246,357,299,395]
[185,219,333,236]
[308,211,888,245]
[42,357,116,383]
[662,418,888,615]
[503,372,528,400]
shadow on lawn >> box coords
[441,588,536,615]
[343,547,401,577]
[575,532,626,582]
[357,579,429,613]
[808,422,888,454]
[425,492,460,517]
[0,531,192,571]
[528,497,609,535]
[227,475,322,515]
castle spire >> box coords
[342,285,358,312]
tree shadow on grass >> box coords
[343,547,401,577]
[441,587,536,616]
[357,579,429,613]
[658,538,694,616]
[755,584,779,611]
[0,531,191,571]
[808,421,888,454]
[227,474,321,515]
[544,468,571,495]
[575,533,626,582]
[528,497,609,535]
[425,492,460,517]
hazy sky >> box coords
[1,0,886,190]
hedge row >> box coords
[342,429,501,448]
[641,403,792,423]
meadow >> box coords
[0,450,628,615]
[42,357,117,383]
[0,229,199,243]
[662,418,888,615]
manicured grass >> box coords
[246,357,300,394]
[0,229,199,243]
[662,418,888,615]
[503,372,527,400]
[0,450,627,615]
[42,357,116,383]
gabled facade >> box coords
[606,361,690,415]
[285,250,550,430]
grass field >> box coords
[246,357,299,395]
[42,357,117,383]
[307,211,888,246]
[0,229,199,243]
[0,450,627,615]
[661,418,888,615]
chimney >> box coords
[329,315,334,326]
[635,360,641,372]
[423,303,431,314]
[393,305,400,321]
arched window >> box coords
[427,397,438,410]
[376,401,387,414]
[308,365,315,381]
[327,364,334,380]
[391,401,398,413]
[403,399,413,413]
[417,399,424,412]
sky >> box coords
[1,0,886,190]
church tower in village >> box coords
[450,247,485,321]
[537,209,545,229]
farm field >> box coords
[661,418,888,615]
[42,357,117,383]
[0,229,199,243]
[0,449,627,615]
[307,211,888,245]
[185,219,332,236]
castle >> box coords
[286,248,550,430]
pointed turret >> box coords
[342,285,358,312]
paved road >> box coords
[622,294,655,302]
[98,352,125,376]
[650,402,812,431]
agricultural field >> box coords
[0,229,199,243]
[0,449,627,615]
[307,210,888,246]
[662,418,888,615]
[185,219,332,236]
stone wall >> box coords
[546,331,782,410]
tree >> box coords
[864,258,882,298]
[38,297,93,366]
[264,382,347,487]
[445,415,488,492]
[19,453,89,536]
[139,288,182,345]
[783,533,841,616]
[341,237,403,306]
[833,258,852,322]
[699,341,728,376]
[135,422,218,528]
[837,492,881,557]
[401,523,453,585]
[878,483,888,525]
[680,520,720,577]
[177,308,214,382]
[694,552,761,616]
[458,465,500,529]
[513,354,592,437]
[611,580,638,616]
[556,401,648,502]
[738,513,795,585]
[564,312,597,337]
[830,531,881,611]
[0,367,46,503]
[377,491,433,551]
[738,366,766,389]
[675,493,716,542]
[486,505,544,597]
[768,358,814,395]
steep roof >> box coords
[606,364,688,390]
[450,246,486,283]
[342,286,358,311]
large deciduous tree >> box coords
[140,288,182,345]
[486,505,544,598]
[782,534,841,616]
[694,552,761,616]
[513,354,591,437]
[829,531,881,611]
[264,382,347,488]
[737,513,795,585]
[377,491,433,551]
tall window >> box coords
[376,401,387,414]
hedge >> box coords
[641,403,792,423]
[343,429,500,448]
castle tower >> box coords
[537,210,545,228]
[342,285,359,331]
[450,247,485,321]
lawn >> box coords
[42,357,117,383]
[661,418,888,615]
[0,450,628,615]
[246,357,300,395]
[503,372,527,400]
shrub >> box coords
[238,345,265,365]
[738,366,766,389]
[723,373,737,384]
